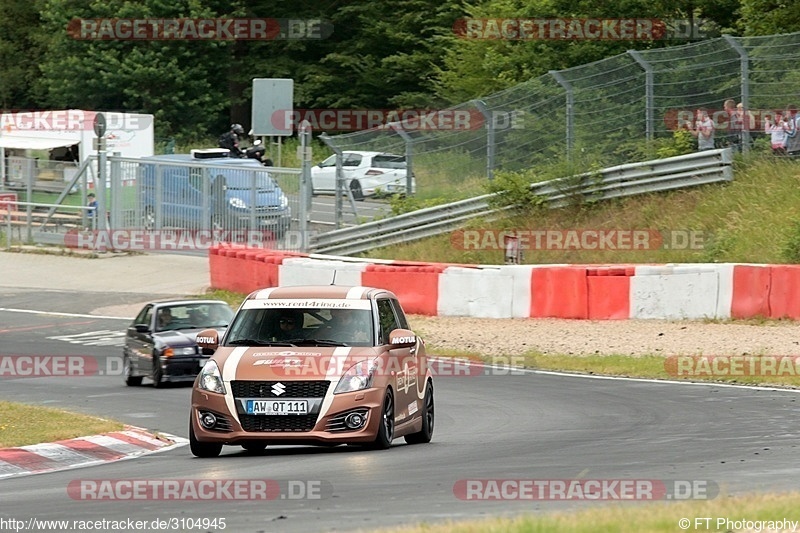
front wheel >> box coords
[349,180,364,201]
[152,356,165,388]
[189,419,222,458]
[124,355,142,387]
[368,388,394,450]
[405,381,434,444]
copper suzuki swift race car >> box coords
[189,285,434,457]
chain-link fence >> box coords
[323,31,800,195]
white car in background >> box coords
[311,151,415,200]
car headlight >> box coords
[334,359,377,394]
[198,360,226,394]
[229,197,247,209]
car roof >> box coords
[246,285,397,302]
[142,154,263,167]
[147,299,231,307]
[342,151,403,158]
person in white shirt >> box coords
[689,109,715,151]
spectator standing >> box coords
[784,105,800,156]
[690,109,715,151]
[86,192,97,229]
[765,111,790,155]
[722,99,741,151]
[735,103,754,150]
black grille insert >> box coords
[231,380,330,398]
[239,414,318,432]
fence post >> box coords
[389,122,415,195]
[299,120,312,251]
[319,133,359,229]
[628,50,654,142]
[724,35,750,155]
[549,70,574,161]
[472,99,495,180]
[109,152,122,230]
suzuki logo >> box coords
[271,382,286,396]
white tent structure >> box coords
[0,110,155,188]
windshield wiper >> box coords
[226,339,292,346]
[292,339,348,347]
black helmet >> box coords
[231,123,244,135]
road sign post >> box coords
[93,113,108,234]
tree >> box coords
[35,0,234,141]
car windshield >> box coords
[156,303,234,332]
[225,307,374,347]
[215,172,276,191]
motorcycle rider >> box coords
[218,123,245,157]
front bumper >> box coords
[191,385,385,445]
[162,356,208,383]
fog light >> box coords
[199,412,217,429]
[344,412,366,429]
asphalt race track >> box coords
[1,286,800,533]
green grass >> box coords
[0,401,123,448]
[361,154,800,264]
[369,492,800,533]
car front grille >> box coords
[232,380,330,433]
[239,414,318,432]
[231,380,330,398]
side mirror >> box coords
[196,328,219,355]
[134,324,150,333]
[388,329,417,349]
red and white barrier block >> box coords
[207,246,800,320]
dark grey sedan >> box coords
[123,300,234,387]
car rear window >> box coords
[372,155,406,169]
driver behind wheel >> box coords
[157,308,174,330]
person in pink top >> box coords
[765,111,791,155]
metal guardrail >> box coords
[309,148,733,256]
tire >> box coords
[349,180,364,201]
[368,388,394,450]
[405,381,434,445]
[152,356,166,388]
[123,355,142,387]
[189,419,222,458]
[241,442,268,453]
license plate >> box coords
[246,400,308,416]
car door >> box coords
[376,298,416,424]
[312,153,363,193]
[127,305,154,375]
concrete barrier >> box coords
[207,247,800,320]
